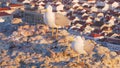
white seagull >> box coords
[43,3,70,38]
[71,36,87,62]
[71,36,95,62]
[71,36,87,55]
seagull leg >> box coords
[52,28,54,37]
[56,28,58,39]
[77,55,80,63]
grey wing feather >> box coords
[84,40,95,54]
[55,13,70,27]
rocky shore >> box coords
[0,24,120,68]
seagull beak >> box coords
[40,9,47,13]
[68,36,74,42]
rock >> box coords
[0,50,8,57]
[14,56,21,63]
[59,30,69,36]
[35,25,49,35]
[115,51,120,55]
[110,51,117,57]
[0,61,7,66]
[20,25,30,29]
[31,35,42,41]
[0,2,119,67]
[11,51,18,57]
[20,30,33,37]
[31,66,37,68]
[12,18,22,24]
[96,46,110,55]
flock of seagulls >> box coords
[42,2,94,56]
[36,0,120,60]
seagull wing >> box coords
[84,40,95,54]
[55,13,70,27]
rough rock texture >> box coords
[0,24,120,68]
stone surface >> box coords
[0,26,120,68]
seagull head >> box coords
[40,2,53,13]
[68,35,84,42]
[74,36,83,41]
[45,3,53,12]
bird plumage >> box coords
[84,40,95,54]
[71,36,87,55]
[43,4,70,28]
[43,3,70,38]
[44,4,57,28]
[55,13,70,28]
[71,36,95,55]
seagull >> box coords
[42,3,70,39]
[71,36,87,62]
[71,36,95,62]
[71,36,87,55]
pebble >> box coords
[0,1,119,67]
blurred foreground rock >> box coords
[0,24,120,68]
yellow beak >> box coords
[67,35,74,42]
[40,9,47,13]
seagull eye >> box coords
[41,4,45,6]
